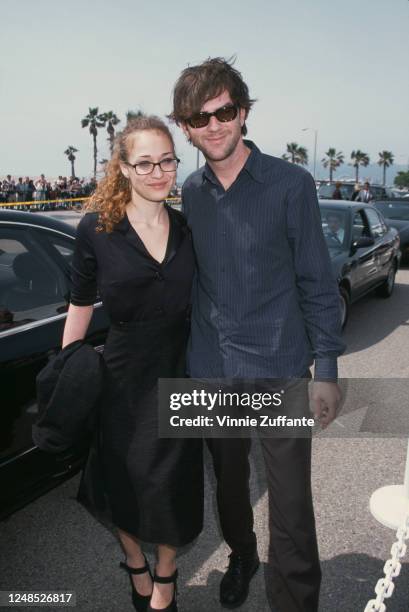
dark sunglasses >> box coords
[186,104,239,129]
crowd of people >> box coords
[0,174,97,208]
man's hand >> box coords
[310,381,342,429]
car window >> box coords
[35,229,75,268]
[352,210,371,241]
[319,207,348,249]
[375,202,409,221]
[365,208,386,238]
[370,186,386,200]
[318,184,354,200]
[35,228,101,303]
[0,226,70,332]
[384,188,396,199]
[49,236,74,265]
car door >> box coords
[349,209,378,299]
[0,221,108,516]
[364,207,393,283]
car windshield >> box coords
[318,183,354,200]
[375,202,409,221]
[320,207,349,250]
[369,186,386,199]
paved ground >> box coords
[1,212,409,611]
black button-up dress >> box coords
[72,206,203,546]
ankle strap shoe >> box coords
[147,569,178,612]
[120,554,152,612]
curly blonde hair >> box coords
[84,115,175,233]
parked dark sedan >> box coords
[374,200,409,263]
[319,200,401,327]
[0,210,109,519]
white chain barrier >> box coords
[364,513,409,611]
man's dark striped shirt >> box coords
[182,140,345,381]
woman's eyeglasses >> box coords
[126,157,180,175]
[186,104,238,129]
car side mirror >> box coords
[351,236,375,254]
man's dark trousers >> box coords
[207,377,321,612]
[260,435,321,612]
[260,375,321,612]
[205,437,258,557]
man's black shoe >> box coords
[220,551,260,609]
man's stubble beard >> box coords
[192,129,242,164]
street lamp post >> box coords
[302,128,318,180]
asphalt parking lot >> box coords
[1,211,409,612]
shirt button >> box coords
[155,271,164,281]
[156,306,164,314]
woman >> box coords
[331,181,343,200]
[351,182,361,201]
[62,115,203,612]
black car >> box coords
[318,182,396,201]
[374,200,409,263]
[0,210,109,519]
[319,200,401,327]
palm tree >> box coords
[350,150,370,182]
[126,109,144,123]
[322,148,344,182]
[64,146,78,178]
[81,107,106,178]
[284,142,299,163]
[378,150,394,186]
[296,146,308,166]
[283,142,309,165]
[99,111,121,154]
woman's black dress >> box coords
[70,207,203,547]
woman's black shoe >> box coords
[147,569,178,612]
[120,555,153,612]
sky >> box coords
[1,0,408,184]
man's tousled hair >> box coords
[169,57,256,136]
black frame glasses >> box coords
[186,104,239,129]
[125,157,180,175]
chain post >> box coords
[364,509,409,611]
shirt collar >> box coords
[112,205,185,267]
[113,213,130,233]
[202,139,264,186]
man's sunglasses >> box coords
[186,104,239,129]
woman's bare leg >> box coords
[118,529,153,597]
[150,544,177,609]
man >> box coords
[358,181,374,203]
[326,212,345,245]
[170,58,345,612]
[24,177,34,202]
[16,177,27,199]
[3,175,15,202]
[34,173,47,201]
